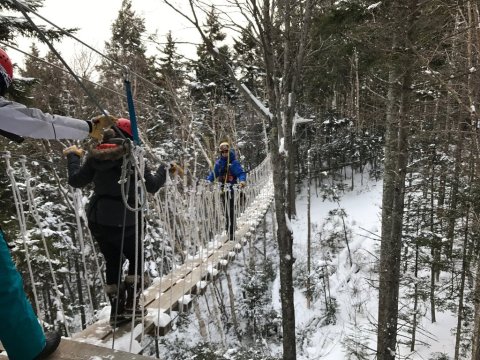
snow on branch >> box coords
[240,83,273,120]
[292,113,313,136]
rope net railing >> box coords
[0,150,273,348]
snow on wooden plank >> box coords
[0,338,153,359]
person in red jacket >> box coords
[0,48,114,359]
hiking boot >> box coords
[124,275,148,318]
[34,331,61,359]
[105,283,128,327]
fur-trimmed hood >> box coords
[88,127,131,161]
[88,140,128,161]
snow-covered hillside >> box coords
[290,172,457,359]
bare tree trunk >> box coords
[377,65,400,360]
[225,271,241,340]
[354,48,361,128]
[377,65,412,360]
[271,127,297,360]
[194,300,208,339]
[209,285,226,347]
[454,210,470,360]
[411,242,419,351]
[307,150,312,308]
[473,258,480,358]
[377,2,419,357]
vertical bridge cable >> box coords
[2,152,43,326]
[151,189,168,348]
[0,150,274,351]
[11,0,111,118]
[70,187,97,319]
[19,156,71,337]
[128,146,148,352]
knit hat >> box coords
[219,142,230,152]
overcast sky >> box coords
[14,0,208,67]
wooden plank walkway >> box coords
[0,338,153,359]
[72,237,236,344]
[71,179,274,353]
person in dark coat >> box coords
[63,118,180,326]
[207,141,246,240]
[0,48,114,359]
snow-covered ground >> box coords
[152,170,458,359]
[288,172,457,359]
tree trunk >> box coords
[194,300,208,339]
[377,65,412,360]
[271,126,297,360]
[411,242,419,351]
[473,257,480,358]
[225,271,241,340]
[454,209,469,360]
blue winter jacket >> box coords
[207,150,246,185]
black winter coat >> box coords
[66,143,166,227]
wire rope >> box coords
[0,41,174,117]
[2,152,43,327]
[7,1,165,93]
[19,156,71,336]
[11,0,109,117]
[69,187,96,321]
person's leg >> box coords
[121,226,141,277]
[89,223,123,285]
[221,191,233,239]
[229,191,235,240]
[88,223,127,325]
[122,226,147,316]
[0,230,46,359]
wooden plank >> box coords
[72,318,124,342]
[73,230,243,345]
[97,241,237,347]
[142,243,224,306]
[0,338,153,359]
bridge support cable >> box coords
[19,156,71,336]
[127,146,148,351]
[70,188,97,319]
[2,152,43,326]
[2,152,110,335]
[1,152,274,354]
[150,191,170,343]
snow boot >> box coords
[34,330,61,359]
[105,283,128,327]
[124,275,148,319]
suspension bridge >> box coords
[0,152,274,358]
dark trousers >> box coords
[88,222,142,285]
[221,191,235,240]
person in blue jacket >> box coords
[0,48,114,359]
[207,141,246,240]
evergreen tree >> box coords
[158,31,184,93]
[96,0,161,126]
[0,0,75,43]
[190,5,236,103]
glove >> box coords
[169,162,184,177]
[63,145,85,157]
[89,114,117,141]
[239,181,246,188]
